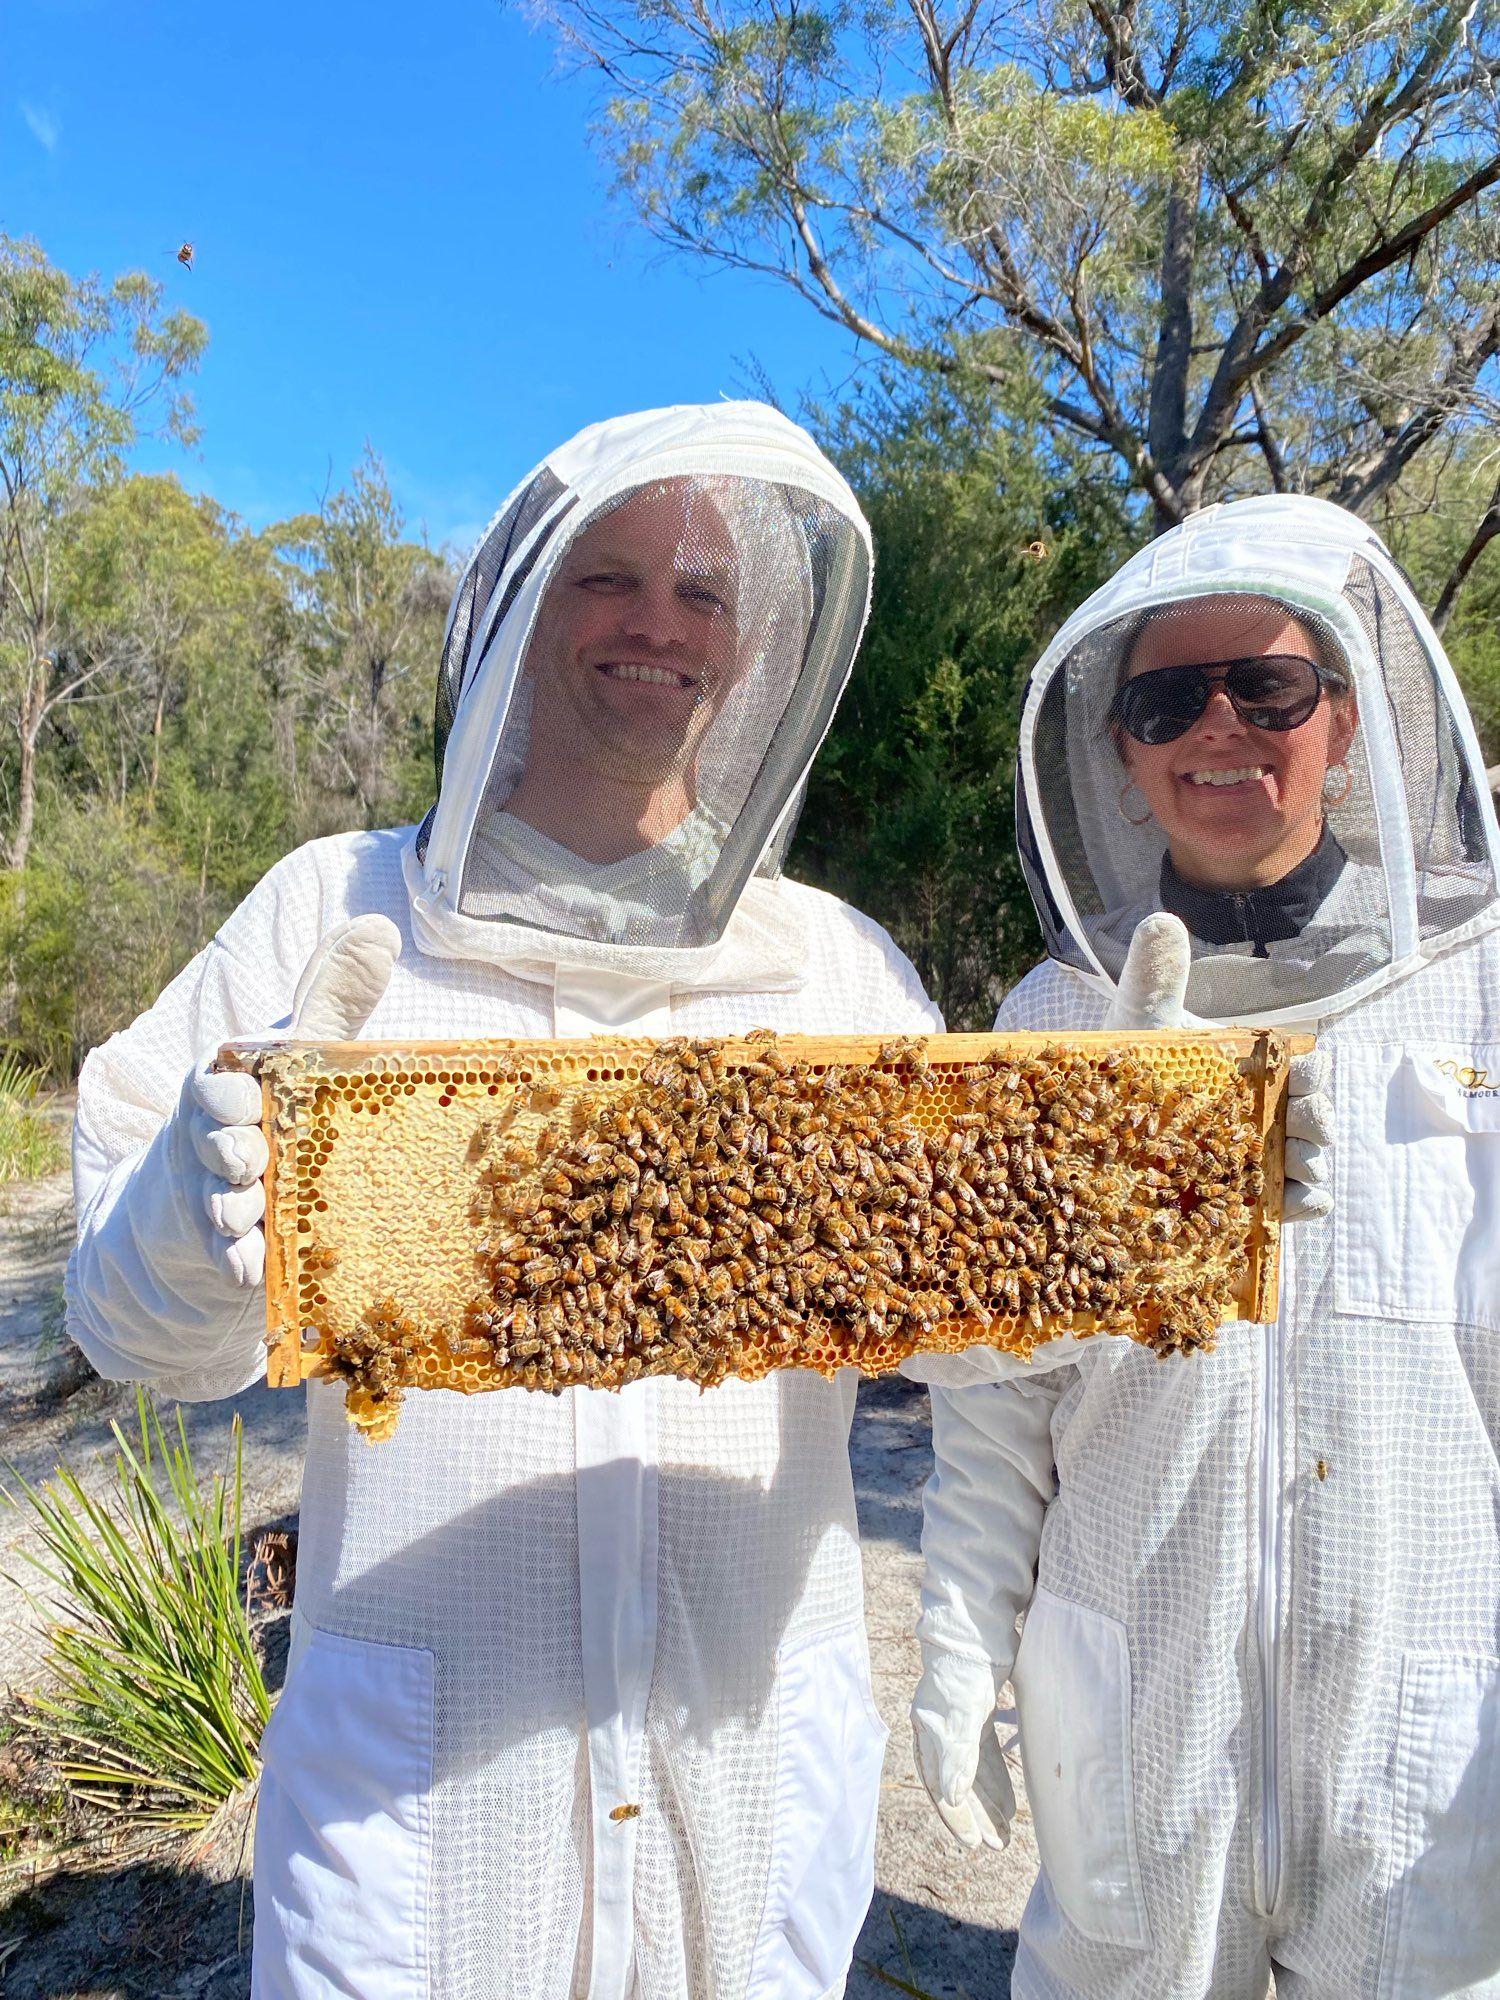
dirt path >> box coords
[0,1181,1033,1999]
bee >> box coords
[879,1037,926,1067]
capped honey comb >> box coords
[223,1031,1300,1441]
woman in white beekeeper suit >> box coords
[66,403,942,2000]
[908,495,1500,1999]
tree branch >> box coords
[1252,152,1500,382]
[1248,374,1289,493]
[1148,154,1200,479]
[1083,0,1155,110]
[1433,471,1500,633]
[1332,303,1500,513]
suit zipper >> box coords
[1254,1250,1289,1916]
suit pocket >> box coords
[1334,1044,1500,1333]
[252,1626,435,2000]
[1379,1653,1500,1999]
[1012,1588,1151,1950]
[744,1620,889,2000]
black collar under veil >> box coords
[1160,825,1347,958]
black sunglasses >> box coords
[1109,655,1337,747]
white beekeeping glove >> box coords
[910,1378,1059,1854]
[1103,910,1194,1032]
[1107,913,1332,1222]
[911,1644,1016,1850]
[196,914,403,1289]
[1281,1047,1333,1221]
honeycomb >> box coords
[222,1030,1300,1441]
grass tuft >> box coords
[0,1049,65,1183]
[4,1391,271,1832]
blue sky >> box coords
[2,0,864,556]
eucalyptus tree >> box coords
[543,0,1500,547]
[269,449,451,831]
[0,235,204,868]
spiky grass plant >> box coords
[5,1391,271,1830]
[0,1048,64,1183]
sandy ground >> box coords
[0,1170,1033,2000]
[848,1373,1036,2000]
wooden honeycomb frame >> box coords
[222,1031,1301,1420]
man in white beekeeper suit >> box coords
[67,403,941,2000]
[907,495,1500,1998]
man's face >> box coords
[523,480,743,788]
[1119,596,1357,888]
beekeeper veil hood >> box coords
[1016,494,1500,1025]
[404,404,871,990]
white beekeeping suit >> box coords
[68,403,941,2000]
[912,496,1500,1999]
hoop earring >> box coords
[1118,780,1153,828]
[1322,763,1352,808]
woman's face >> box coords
[1118,597,1358,890]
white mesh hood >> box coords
[405,404,872,988]
[1016,495,1500,1025]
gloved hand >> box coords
[911,1643,1016,1851]
[1281,1048,1333,1221]
[1106,912,1333,1222]
[195,914,403,1289]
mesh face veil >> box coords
[406,405,871,986]
[1016,495,1500,1025]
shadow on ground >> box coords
[0,1873,1015,2000]
[851,1887,1018,1999]
[0,1851,254,2000]
[848,1370,932,1556]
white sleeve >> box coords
[917,1373,1068,1677]
[65,858,318,1400]
[836,898,946,1033]
[891,949,944,1033]
[992,984,1027,1032]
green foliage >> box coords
[1379,452,1500,765]
[267,445,450,831]
[0,244,449,1081]
[0,1050,65,1182]
[792,373,1141,1026]
[0,803,221,1079]
[0,237,210,875]
[0,232,203,504]
[5,1391,270,1830]
[0,444,446,1081]
[0,1747,69,1878]
[553,0,1500,524]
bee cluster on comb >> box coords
[233,1030,1291,1441]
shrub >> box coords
[0,803,220,1079]
[5,1391,271,1831]
[0,1050,65,1181]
